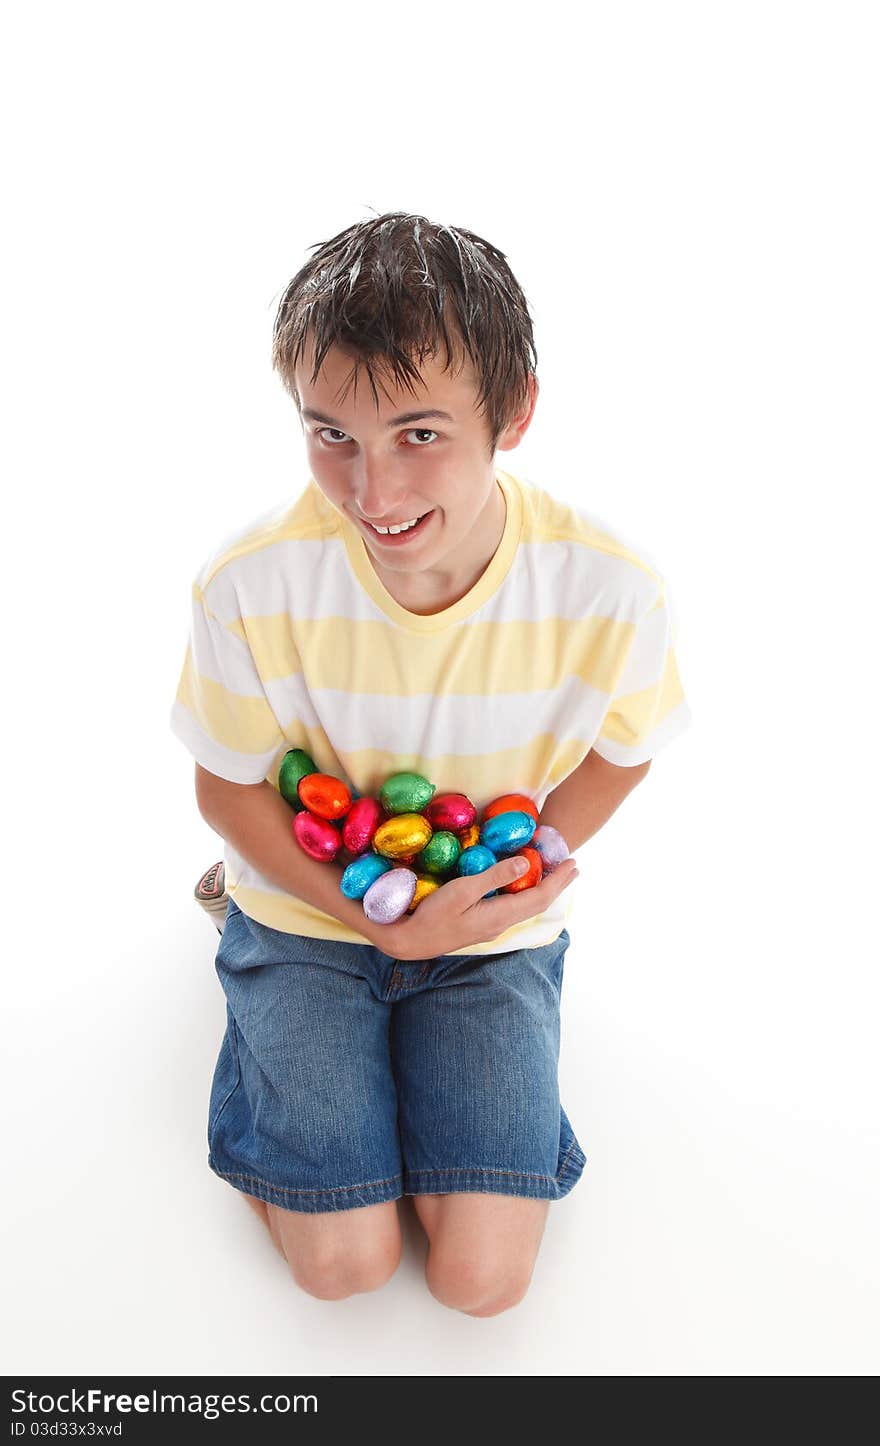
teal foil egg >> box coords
[480,810,537,856]
[340,853,391,900]
[457,843,499,898]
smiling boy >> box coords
[171,212,691,1315]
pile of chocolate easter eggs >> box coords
[280,748,570,926]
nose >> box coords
[351,453,409,521]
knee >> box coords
[291,1237,402,1301]
[425,1253,533,1317]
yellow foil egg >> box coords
[407,874,441,913]
[373,813,433,859]
[457,822,481,850]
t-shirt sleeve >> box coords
[169,577,288,785]
[592,574,693,767]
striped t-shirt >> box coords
[170,467,691,953]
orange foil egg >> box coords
[298,773,352,821]
[482,793,539,824]
[407,874,442,912]
[457,822,481,850]
[498,846,542,893]
[373,813,433,860]
[342,796,383,853]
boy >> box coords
[170,212,691,1316]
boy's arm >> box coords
[538,749,651,854]
[194,764,391,944]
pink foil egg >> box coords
[424,792,477,832]
[342,796,383,854]
[362,867,418,924]
[531,824,570,874]
[293,808,341,862]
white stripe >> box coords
[169,702,280,784]
[204,535,657,627]
[265,673,614,758]
[190,594,274,696]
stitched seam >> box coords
[404,1166,559,1184]
[214,1168,403,1196]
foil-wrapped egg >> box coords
[532,824,570,874]
[499,846,542,893]
[340,852,391,899]
[379,771,436,816]
[407,873,441,912]
[482,792,540,824]
[480,809,537,856]
[342,796,384,854]
[363,867,418,924]
[456,843,499,898]
[373,813,433,860]
[298,773,352,821]
[457,822,481,850]
[424,792,477,832]
[457,844,497,877]
[293,808,341,862]
[417,831,461,875]
[278,748,317,810]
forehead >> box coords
[294,337,480,419]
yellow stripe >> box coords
[226,613,635,694]
[598,648,686,747]
[263,731,592,801]
[228,880,565,955]
[176,649,282,754]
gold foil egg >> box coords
[407,874,441,912]
[372,813,433,859]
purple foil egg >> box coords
[362,867,418,924]
[531,824,570,874]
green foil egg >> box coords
[278,748,317,810]
[379,771,436,816]
[417,831,461,876]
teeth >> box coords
[372,515,423,535]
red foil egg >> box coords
[298,773,352,821]
[498,846,542,893]
[482,792,540,824]
[425,792,477,832]
[293,809,341,862]
[342,796,383,854]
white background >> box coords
[3,0,878,1376]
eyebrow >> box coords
[300,407,455,429]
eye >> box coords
[314,427,439,447]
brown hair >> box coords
[271,211,538,456]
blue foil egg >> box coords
[457,844,499,898]
[479,810,536,856]
[340,853,391,899]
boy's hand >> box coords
[372,855,579,961]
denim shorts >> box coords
[207,899,587,1214]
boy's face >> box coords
[293,336,536,602]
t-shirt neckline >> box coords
[329,468,523,634]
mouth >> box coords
[358,509,435,547]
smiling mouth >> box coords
[359,510,434,541]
